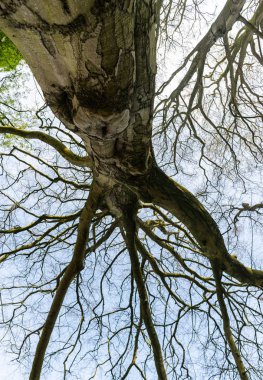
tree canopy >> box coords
[0,1,263,379]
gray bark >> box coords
[0,0,157,181]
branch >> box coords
[29,182,101,380]
[238,14,263,39]
[234,202,263,223]
[137,218,212,284]
[121,201,167,380]
[0,126,92,167]
[137,166,263,287]
[211,259,249,380]
[157,0,246,100]
[136,236,212,294]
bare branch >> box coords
[211,259,249,380]
[0,126,92,167]
[29,182,101,380]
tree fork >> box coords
[135,165,263,287]
[106,186,168,380]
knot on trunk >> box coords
[105,184,138,220]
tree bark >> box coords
[0,0,157,180]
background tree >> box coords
[0,1,263,379]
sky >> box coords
[0,1,255,379]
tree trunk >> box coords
[0,0,157,180]
[0,0,262,294]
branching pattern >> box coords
[0,1,262,380]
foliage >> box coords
[0,31,22,71]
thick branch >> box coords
[157,0,246,99]
[211,260,249,380]
[109,189,168,380]
[238,14,263,39]
[0,126,91,167]
[29,183,101,380]
[138,166,263,287]
[123,215,167,380]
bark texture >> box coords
[0,0,156,180]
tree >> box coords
[0,0,263,379]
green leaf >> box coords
[0,31,23,71]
